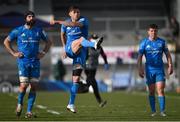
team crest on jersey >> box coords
[146,45,151,49]
[36,32,39,36]
[21,33,26,37]
[67,27,71,30]
[157,43,162,47]
[79,18,85,22]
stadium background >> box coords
[0,0,180,121]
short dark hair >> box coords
[148,24,158,29]
[68,6,80,13]
[24,11,35,19]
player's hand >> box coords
[62,51,67,59]
[168,65,173,75]
[13,52,24,58]
[138,67,144,78]
[50,17,55,25]
[37,51,46,59]
[104,64,109,70]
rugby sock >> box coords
[69,83,79,105]
[27,92,36,112]
[81,37,95,48]
[149,96,156,112]
[158,96,165,112]
[18,92,26,105]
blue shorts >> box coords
[18,61,40,78]
[65,42,87,67]
[145,70,165,85]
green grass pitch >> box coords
[0,91,180,121]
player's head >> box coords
[68,6,80,21]
[147,24,158,40]
[24,11,36,26]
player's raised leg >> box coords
[71,37,103,55]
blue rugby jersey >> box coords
[138,37,169,71]
[8,25,48,63]
[61,16,88,45]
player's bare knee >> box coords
[72,68,82,83]
[19,83,28,92]
[157,88,164,96]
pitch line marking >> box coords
[8,94,61,115]
[47,110,61,115]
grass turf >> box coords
[0,91,180,121]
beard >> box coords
[26,20,36,26]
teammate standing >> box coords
[4,11,52,118]
[137,24,173,117]
[50,6,103,113]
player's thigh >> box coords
[18,63,29,78]
[155,71,165,84]
[156,82,165,95]
[71,38,83,54]
[65,42,75,58]
[30,62,40,78]
[72,47,87,67]
[145,71,156,85]
[156,82,165,90]
[147,83,156,95]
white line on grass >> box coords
[36,104,47,109]
[8,93,61,115]
[47,110,61,115]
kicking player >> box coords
[137,24,173,117]
[50,6,103,113]
[4,11,52,118]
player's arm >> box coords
[137,54,144,78]
[60,31,67,59]
[100,47,109,70]
[37,29,52,59]
[50,19,83,27]
[164,41,173,75]
[165,51,173,75]
[38,39,52,59]
[4,37,23,58]
[137,40,145,78]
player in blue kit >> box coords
[4,11,52,118]
[137,24,173,117]
[50,6,103,113]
